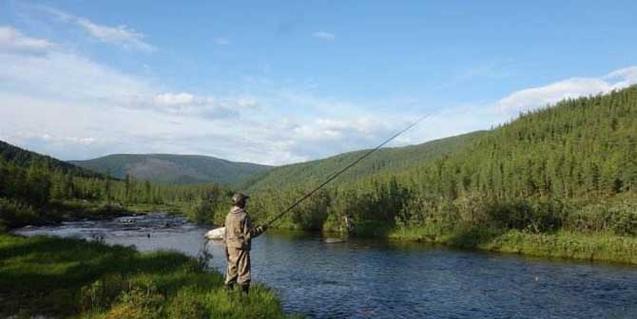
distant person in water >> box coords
[223,192,267,295]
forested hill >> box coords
[395,86,637,200]
[0,141,102,178]
[247,86,637,236]
[71,154,272,186]
[246,131,486,191]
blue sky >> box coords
[1,0,636,164]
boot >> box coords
[240,283,250,296]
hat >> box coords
[232,192,250,205]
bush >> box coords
[487,199,564,233]
[189,199,215,225]
[0,198,41,228]
[291,190,330,231]
[607,201,637,236]
[565,200,637,236]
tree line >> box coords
[0,157,231,229]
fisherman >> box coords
[223,192,267,295]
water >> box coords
[14,213,637,318]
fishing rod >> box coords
[265,113,431,227]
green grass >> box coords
[389,225,637,264]
[0,233,292,318]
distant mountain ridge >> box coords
[67,131,486,188]
[70,154,272,186]
[244,131,486,191]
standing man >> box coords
[224,192,267,295]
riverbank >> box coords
[0,233,291,318]
[0,198,191,231]
[388,225,637,265]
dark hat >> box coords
[232,192,250,205]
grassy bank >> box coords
[388,225,637,264]
[0,233,290,318]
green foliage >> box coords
[564,199,637,236]
[187,185,230,225]
[0,198,40,228]
[486,199,565,233]
[290,189,331,231]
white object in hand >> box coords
[204,227,226,240]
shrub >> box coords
[487,199,564,233]
[565,200,637,236]
[189,199,215,225]
[0,198,40,228]
[291,189,330,231]
[607,201,637,236]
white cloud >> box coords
[154,92,196,106]
[0,26,54,53]
[76,18,154,52]
[604,66,637,87]
[149,93,258,119]
[312,31,335,41]
[39,5,154,52]
[293,117,392,142]
[496,67,637,113]
[0,31,243,122]
[38,133,96,145]
[0,49,153,103]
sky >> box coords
[1,0,636,165]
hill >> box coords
[71,154,272,186]
[246,131,486,191]
[0,140,102,178]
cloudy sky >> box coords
[1,1,636,165]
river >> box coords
[13,213,637,318]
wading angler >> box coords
[223,192,267,294]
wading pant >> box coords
[224,247,251,287]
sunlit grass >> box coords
[0,233,292,318]
[389,225,637,264]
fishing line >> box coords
[265,113,431,227]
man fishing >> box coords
[223,192,267,295]
[218,115,427,295]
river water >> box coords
[14,213,637,318]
